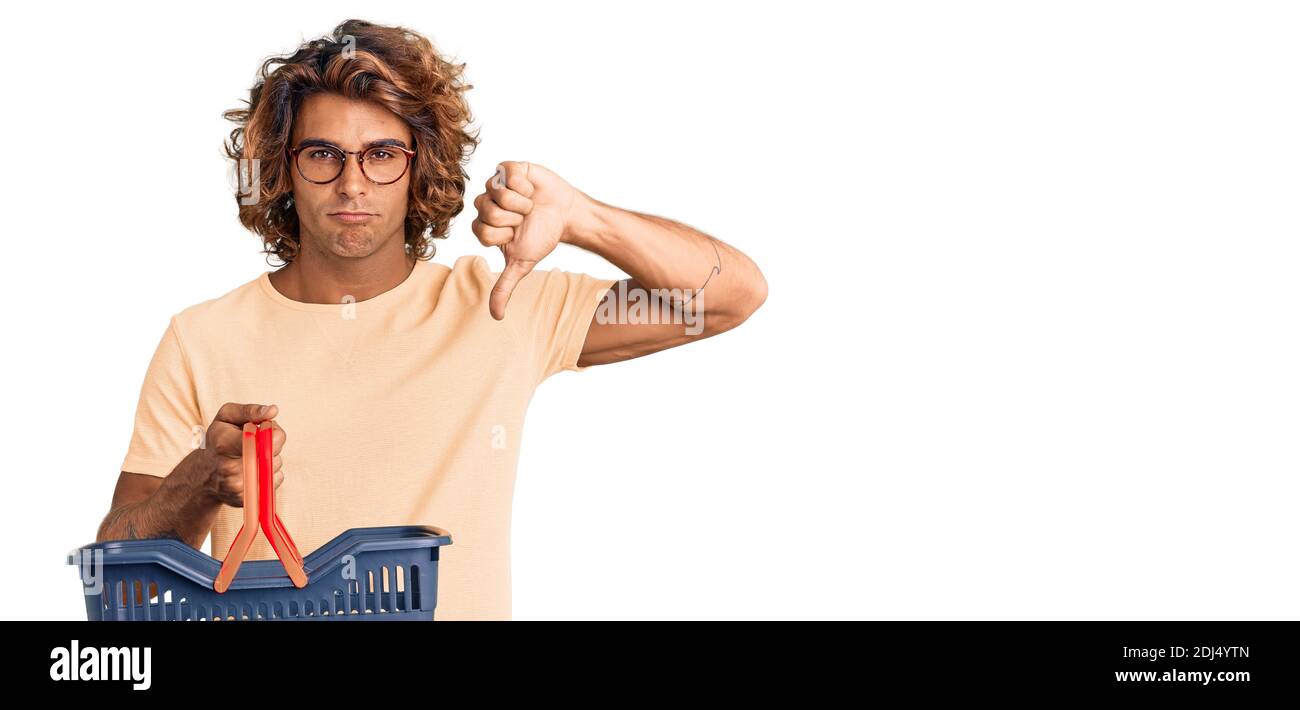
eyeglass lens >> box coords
[296,146,409,184]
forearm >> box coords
[562,192,767,329]
[97,449,223,549]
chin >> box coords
[330,230,377,258]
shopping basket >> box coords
[67,420,453,620]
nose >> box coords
[336,153,368,200]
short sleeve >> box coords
[119,316,205,478]
[505,267,618,383]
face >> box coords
[287,92,414,260]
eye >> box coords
[307,149,341,162]
[367,149,394,162]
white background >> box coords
[2,1,1296,619]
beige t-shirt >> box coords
[119,254,616,620]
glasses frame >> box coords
[287,142,417,185]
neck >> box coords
[269,239,416,305]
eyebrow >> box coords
[295,137,411,150]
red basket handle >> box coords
[213,419,307,593]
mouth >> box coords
[330,211,375,223]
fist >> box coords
[200,402,286,507]
[470,161,579,320]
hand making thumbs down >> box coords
[470,161,580,320]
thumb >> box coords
[490,258,536,321]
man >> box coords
[98,19,766,620]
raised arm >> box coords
[564,193,766,365]
[471,161,767,365]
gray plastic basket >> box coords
[67,525,452,621]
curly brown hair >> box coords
[223,19,480,264]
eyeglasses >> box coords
[287,142,416,185]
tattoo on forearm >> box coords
[683,239,722,306]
